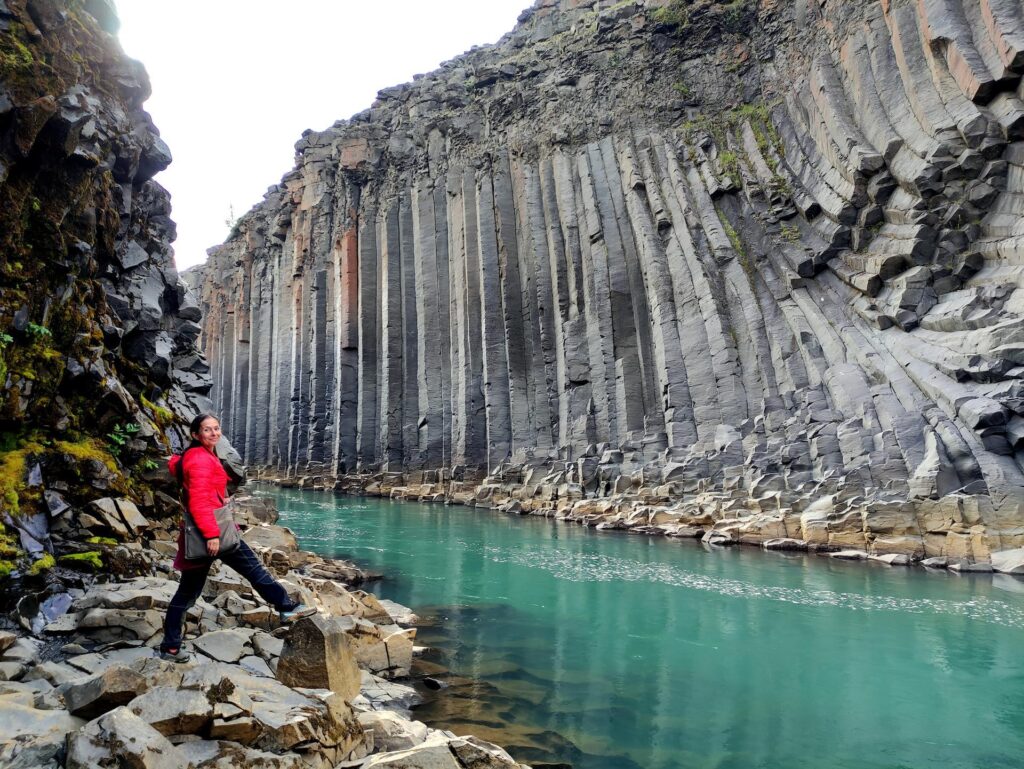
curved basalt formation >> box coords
[194,0,1024,563]
[0,0,211,575]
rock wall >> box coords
[0,0,211,572]
[195,0,1024,561]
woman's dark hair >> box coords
[187,413,219,448]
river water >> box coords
[260,486,1024,769]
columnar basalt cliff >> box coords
[196,0,1024,565]
[0,0,212,574]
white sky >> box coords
[115,0,531,270]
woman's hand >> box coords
[206,537,220,557]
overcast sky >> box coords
[115,0,530,270]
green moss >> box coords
[0,442,43,516]
[672,81,693,99]
[780,223,801,243]
[140,395,175,429]
[717,150,741,187]
[653,0,691,27]
[54,438,119,475]
[86,536,118,547]
[0,30,34,74]
[59,551,103,571]
[0,561,14,579]
[0,523,21,560]
[27,553,54,576]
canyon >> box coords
[193,0,1024,566]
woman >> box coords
[159,413,315,662]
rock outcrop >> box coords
[0,0,212,576]
[193,0,1024,562]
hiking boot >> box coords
[158,645,192,663]
[279,603,317,624]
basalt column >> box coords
[194,0,1024,560]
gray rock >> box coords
[991,548,1024,574]
[0,699,85,769]
[128,685,213,736]
[193,629,253,663]
[276,615,361,700]
[64,664,149,719]
[65,707,188,769]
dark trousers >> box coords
[161,540,296,650]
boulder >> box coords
[128,685,213,736]
[991,548,1024,574]
[64,664,149,719]
[276,615,361,700]
[243,524,298,553]
[362,733,462,769]
[178,740,304,768]
[65,707,189,769]
[0,700,85,769]
[357,710,429,752]
[0,631,17,654]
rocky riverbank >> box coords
[258,468,1024,576]
[0,495,530,769]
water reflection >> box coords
[264,488,1024,769]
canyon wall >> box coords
[194,0,1024,562]
[0,0,212,570]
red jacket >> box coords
[169,447,228,569]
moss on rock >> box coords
[27,552,54,575]
[58,551,102,571]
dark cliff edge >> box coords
[0,0,212,584]
[195,0,1024,569]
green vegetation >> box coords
[0,440,43,515]
[27,553,54,576]
[139,458,159,472]
[719,211,745,257]
[59,551,103,571]
[105,422,139,458]
[653,0,691,28]
[652,0,752,32]
[0,28,34,75]
[780,223,801,242]
[25,322,51,339]
[717,150,741,187]
[140,394,175,429]
[672,81,693,99]
[54,438,119,475]
[86,536,118,546]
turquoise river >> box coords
[260,486,1024,769]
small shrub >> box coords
[105,423,139,458]
[25,323,51,340]
[780,223,801,242]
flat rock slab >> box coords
[128,684,213,736]
[991,547,1024,574]
[0,700,85,769]
[194,629,254,663]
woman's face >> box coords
[193,417,221,451]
